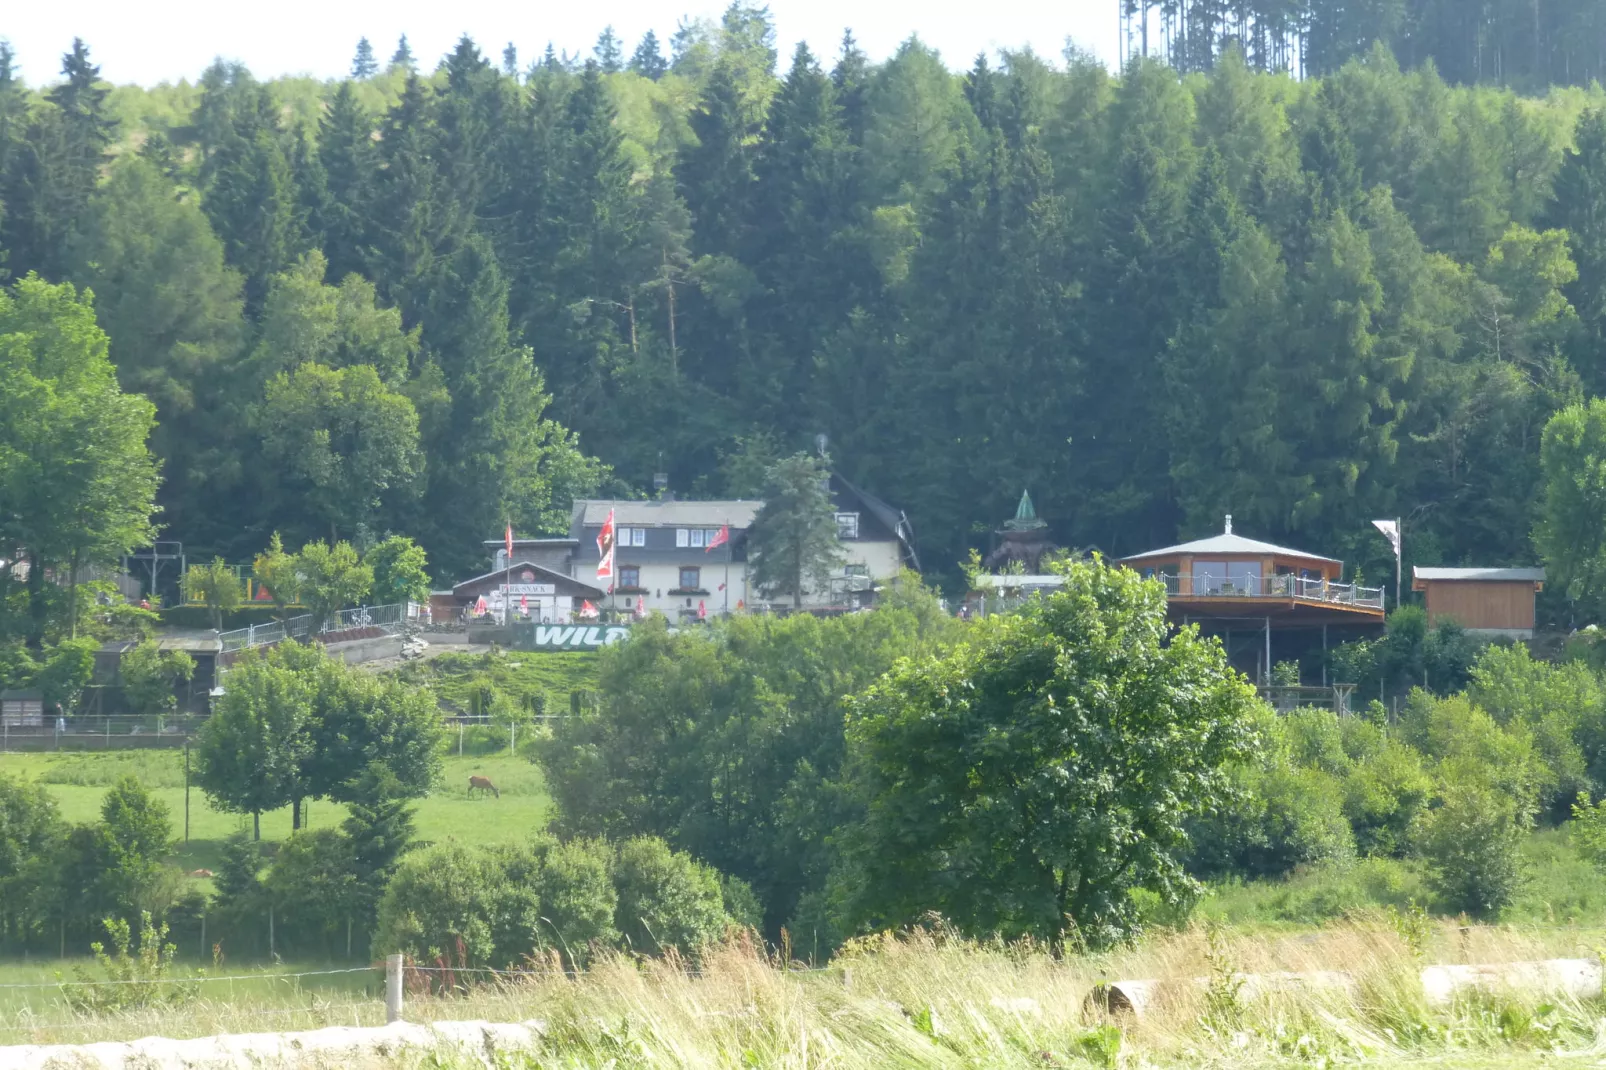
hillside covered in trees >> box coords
[4,8,1606,583]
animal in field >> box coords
[468,775,500,799]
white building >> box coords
[558,476,919,618]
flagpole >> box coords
[1396,516,1402,609]
[724,516,731,616]
[505,522,512,628]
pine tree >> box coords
[502,42,519,78]
[2,39,115,279]
[202,86,307,313]
[351,37,378,79]
[1550,109,1606,366]
[595,26,623,73]
[367,75,459,316]
[390,34,415,71]
[311,82,378,285]
[418,235,601,575]
[629,30,669,79]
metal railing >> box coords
[218,603,413,654]
[1158,573,1385,609]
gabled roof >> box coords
[452,561,606,598]
[1121,520,1342,565]
[833,474,921,570]
[569,499,762,536]
[1413,567,1545,583]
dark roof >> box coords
[482,536,579,548]
[452,561,606,599]
[833,474,920,570]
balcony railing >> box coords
[1157,573,1385,610]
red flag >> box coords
[705,525,730,553]
[596,508,616,582]
[698,599,707,620]
[505,522,513,561]
[633,596,646,620]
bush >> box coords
[613,837,728,955]
[532,839,618,959]
[1415,784,1528,916]
[262,828,360,957]
[373,842,498,965]
[1342,738,1433,857]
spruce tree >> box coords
[390,34,414,71]
[202,86,307,313]
[2,39,115,279]
[502,43,519,78]
[1550,109,1606,371]
[629,30,669,79]
[312,82,378,285]
[595,26,623,73]
[351,37,378,79]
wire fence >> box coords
[0,955,841,1046]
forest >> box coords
[4,7,1606,586]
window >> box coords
[1192,561,1227,595]
[679,566,701,590]
[618,565,641,589]
[835,512,860,540]
[690,528,706,548]
[676,528,689,548]
[845,564,868,577]
[618,527,646,547]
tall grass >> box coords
[7,921,1603,1067]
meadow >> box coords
[0,750,550,883]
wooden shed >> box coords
[1411,567,1545,638]
[0,690,44,727]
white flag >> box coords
[1372,519,1401,556]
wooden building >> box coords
[1411,567,1545,638]
[1120,516,1386,683]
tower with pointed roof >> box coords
[984,490,1059,573]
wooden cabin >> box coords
[1120,516,1386,684]
[1411,567,1545,638]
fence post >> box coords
[385,953,404,1023]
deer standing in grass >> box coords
[468,775,500,799]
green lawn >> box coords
[0,750,550,880]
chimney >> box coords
[1224,514,1233,535]
[653,472,669,498]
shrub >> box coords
[262,828,359,957]
[1342,738,1433,857]
[613,837,728,955]
[1415,784,1528,916]
[533,839,618,960]
[373,842,498,965]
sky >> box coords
[3,0,1119,87]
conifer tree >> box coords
[351,37,378,79]
[502,43,519,78]
[1,39,115,279]
[595,26,623,73]
[202,86,307,313]
[312,82,379,285]
[629,30,668,79]
[390,35,414,71]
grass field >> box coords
[0,922,1601,1065]
[0,750,550,880]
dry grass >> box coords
[5,919,1606,1066]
